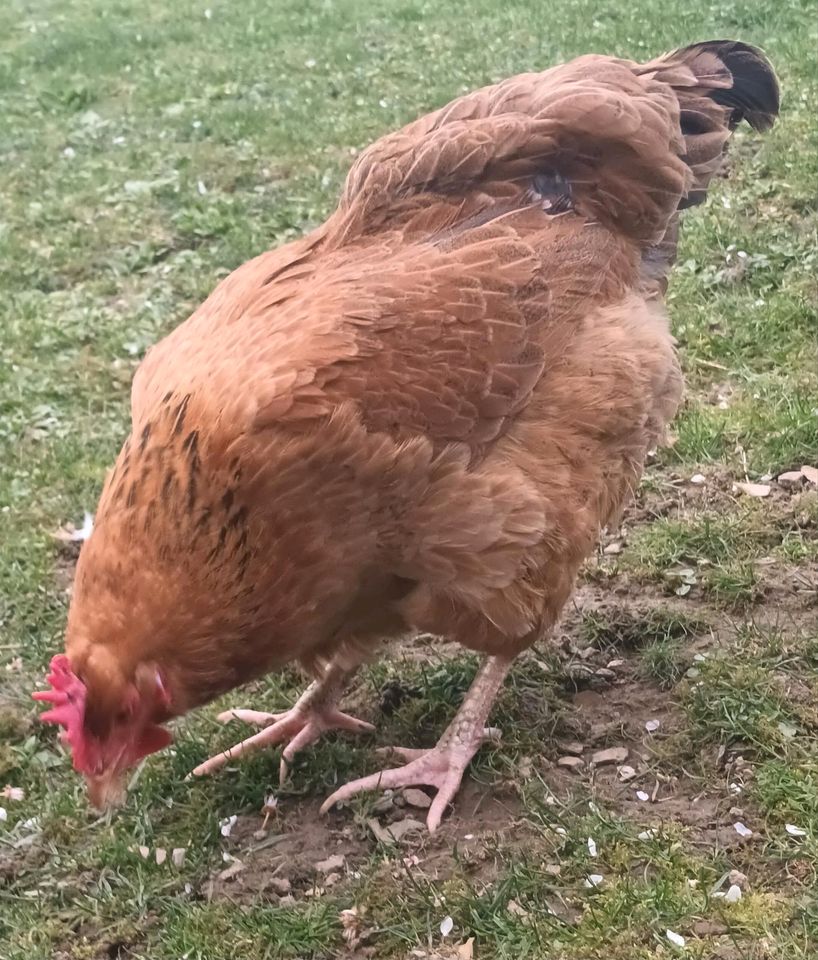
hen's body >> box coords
[55,41,778,824]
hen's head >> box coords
[33,651,174,809]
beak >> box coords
[85,770,128,811]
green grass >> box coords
[2,0,818,957]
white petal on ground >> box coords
[587,837,597,857]
[219,814,238,837]
[666,929,686,948]
[786,824,808,837]
[440,916,454,937]
[733,822,753,838]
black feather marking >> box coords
[126,482,138,508]
[221,489,235,512]
[207,527,228,563]
[172,395,191,436]
[139,421,152,452]
[143,500,157,531]
[182,430,201,474]
[187,473,198,511]
[533,171,574,214]
[161,471,176,502]
[227,505,249,530]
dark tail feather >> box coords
[640,40,779,205]
[637,40,779,293]
[684,40,780,131]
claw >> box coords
[192,705,374,779]
[320,742,479,833]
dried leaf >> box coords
[315,853,346,874]
[339,907,363,948]
[367,816,425,844]
[456,938,475,960]
[217,857,245,881]
[801,465,818,485]
[733,481,771,498]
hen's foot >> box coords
[191,661,372,780]
[320,726,501,833]
[321,655,512,833]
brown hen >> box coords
[35,40,778,828]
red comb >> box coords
[32,654,93,773]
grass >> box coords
[1,0,817,957]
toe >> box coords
[320,763,421,814]
[216,708,281,726]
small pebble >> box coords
[591,746,629,766]
[402,788,432,809]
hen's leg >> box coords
[191,658,373,781]
[321,655,512,833]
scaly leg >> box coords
[321,655,512,833]
[191,658,373,781]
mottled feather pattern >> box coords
[62,42,778,713]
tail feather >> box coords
[674,40,779,132]
[641,40,779,206]
[637,40,779,290]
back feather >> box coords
[334,39,779,255]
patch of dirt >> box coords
[202,782,528,904]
